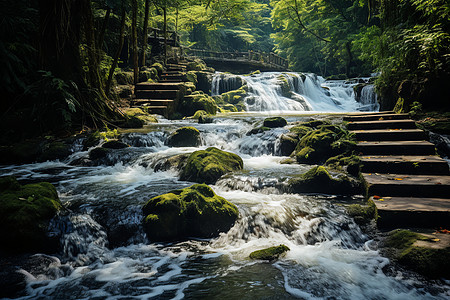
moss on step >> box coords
[346,199,377,225]
[384,229,450,278]
[180,147,243,184]
[249,245,290,261]
[142,184,239,241]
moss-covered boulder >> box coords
[179,91,217,116]
[263,117,287,128]
[102,140,130,149]
[279,133,299,156]
[246,126,271,136]
[123,107,158,125]
[180,147,243,184]
[151,62,164,76]
[221,87,248,105]
[294,124,355,164]
[384,229,450,278]
[346,199,377,225]
[0,176,62,252]
[218,103,239,113]
[142,184,239,241]
[249,245,290,261]
[167,126,201,147]
[325,154,361,177]
[288,166,361,195]
[276,74,291,98]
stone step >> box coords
[166,64,186,71]
[351,129,427,141]
[356,141,436,155]
[160,78,184,83]
[363,173,450,198]
[132,99,174,106]
[161,74,184,80]
[135,89,178,99]
[372,196,450,228]
[344,113,409,122]
[347,119,417,130]
[361,155,450,175]
[162,70,183,75]
[345,111,394,117]
[135,82,184,90]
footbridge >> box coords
[184,48,290,73]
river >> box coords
[1,72,448,299]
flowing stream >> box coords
[1,73,449,299]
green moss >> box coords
[180,91,217,116]
[219,104,238,113]
[0,177,62,252]
[247,126,271,135]
[393,97,405,114]
[288,166,361,195]
[277,75,291,98]
[249,245,290,260]
[142,183,239,241]
[185,71,198,85]
[384,230,450,278]
[289,125,313,137]
[279,133,299,156]
[325,154,361,176]
[124,107,158,124]
[151,62,164,75]
[84,131,101,149]
[115,71,133,85]
[193,110,208,119]
[221,87,247,105]
[167,126,201,147]
[180,147,243,184]
[263,117,287,128]
[294,124,355,164]
[346,199,377,225]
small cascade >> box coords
[212,72,380,112]
[359,84,380,111]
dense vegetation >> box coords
[0,0,449,139]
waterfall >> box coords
[211,72,380,112]
[359,85,380,111]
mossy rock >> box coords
[288,166,361,195]
[153,153,190,172]
[198,115,214,124]
[142,184,239,241]
[0,176,62,252]
[294,124,355,164]
[192,110,208,119]
[246,126,271,136]
[38,141,72,162]
[289,125,313,138]
[279,133,299,156]
[117,85,133,98]
[221,87,247,105]
[89,147,110,160]
[263,117,287,128]
[219,104,238,113]
[167,126,201,147]
[180,91,217,116]
[384,230,450,278]
[124,107,158,124]
[325,154,361,177]
[346,199,377,225]
[186,59,207,71]
[276,75,291,98]
[180,147,243,184]
[102,140,130,149]
[115,71,134,85]
[151,63,164,75]
[83,131,101,149]
[249,245,290,261]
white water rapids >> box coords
[0,73,448,299]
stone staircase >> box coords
[132,63,188,117]
[345,111,450,229]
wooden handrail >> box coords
[184,48,289,69]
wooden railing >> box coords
[184,48,289,69]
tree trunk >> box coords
[163,5,167,64]
[106,6,126,95]
[132,0,139,84]
[97,6,111,52]
[141,0,150,66]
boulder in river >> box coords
[167,126,201,147]
[142,184,239,241]
[180,147,243,184]
[0,176,62,253]
[249,244,290,261]
[288,166,361,195]
[263,117,287,128]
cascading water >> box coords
[1,74,449,299]
[211,72,380,113]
